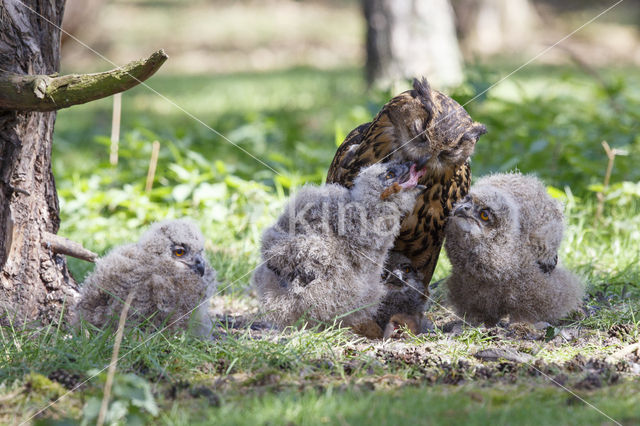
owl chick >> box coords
[74,219,217,334]
[253,161,425,330]
[374,252,429,337]
[444,173,583,325]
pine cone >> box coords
[48,369,83,390]
[608,323,636,339]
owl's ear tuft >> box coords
[412,77,434,118]
[466,123,487,141]
[412,77,431,99]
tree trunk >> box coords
[0,0,77,325]
[453,0,539,57]
[61,0,106,47]
[0,2,166,326]
[364,0,463,88]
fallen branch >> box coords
[0,50,168,112]
[42,232,98,262]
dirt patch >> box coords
[205,295,640,392]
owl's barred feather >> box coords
[444,173,584,325]
[327,78,486,291]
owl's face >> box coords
[382,253,425,289]
[352,161,426,203]
[167,241,206,277]
[377,161,426,191]
[356,161,426,202]
[388,79,486,173]
[139,220,207,277]
[446,186,519,249]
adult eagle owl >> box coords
[327,78,486,288]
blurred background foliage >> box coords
[54,0,639,293]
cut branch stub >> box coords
[42,232,98,263]
[0,49,168,112]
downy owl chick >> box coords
[74,219,217,334]
[253,161,425,330]
[444,173,583,325]
[375,252,429,338]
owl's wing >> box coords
[266,261,316,288]
[326,122,371,186]
[149,273,175,314]
[529,222,563,273]
[327,107,401,187]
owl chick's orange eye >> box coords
[479,210,490,221]
[173,248,185,257]
[386,171,396,179]
[403,266,411,273]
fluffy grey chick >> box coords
[444,173,583,325]
[375,252,429,337]
[253,161,426,330]
[74,219,217,334]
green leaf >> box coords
[546,186,567,200]
[172,184,193,203]
[106,400,129,423]
[81,397,101,426]
[168,164,193,181]
[193,182,227,201]
[544,326,560,342]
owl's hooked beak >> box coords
[392,268,404,283]
[453,204,472,218]
[415,156,430,171]
[382,268,405,288]
[190,255,206,277]
[450,198,483,236]
[398,163,427,190]
[452,195,473,218]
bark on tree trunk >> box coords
[0,0,77,325]
[363,0,463,88]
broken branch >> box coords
[0,50,168,112]
[596,141,621,220]
[42,231,98,263]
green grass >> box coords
[2,309,638,425]
[2,63,639,424]
[163,382,640,426]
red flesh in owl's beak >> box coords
[399,164,426,189]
